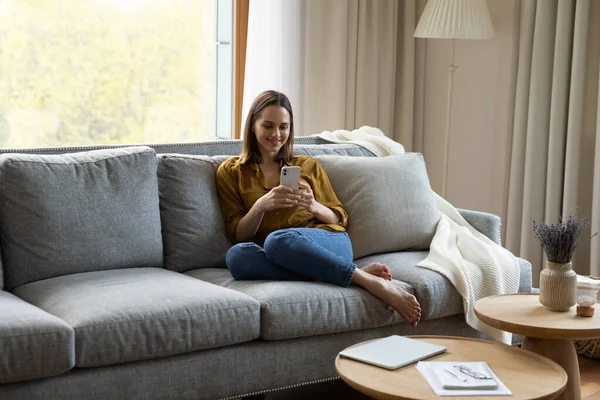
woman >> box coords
[216,90,421,326]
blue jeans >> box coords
[225,228,356,287]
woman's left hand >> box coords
[297,181,320,214]
[297,181,341,225]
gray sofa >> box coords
[0,137,532,400]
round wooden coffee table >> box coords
[475,294,600,400]
[335,335,566,400]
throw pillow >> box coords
[157,154,233,272]
[314,154,440,259]
[0,146,163,290]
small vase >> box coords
[539,261,577,311]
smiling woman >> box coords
[252,106,290,158]
[214,90,423,327]
[0,0,233,148]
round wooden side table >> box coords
[335,335,566,400]
[475,294,600,400]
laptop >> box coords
[338,335,447,370]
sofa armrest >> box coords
[457,210,533,293]
[457,208,501,245]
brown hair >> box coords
[240,90,294,165]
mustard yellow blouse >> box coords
[216,155,348,243]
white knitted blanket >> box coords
[315,127,520,344]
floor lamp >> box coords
[414,0,495,198]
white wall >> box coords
[420,0,520,228]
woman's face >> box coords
[252,105,291,160]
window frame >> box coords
[233,0,249,140]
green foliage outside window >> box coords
[0,0,218,148]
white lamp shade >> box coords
[414,0,495,40]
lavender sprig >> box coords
[532,214,594,264]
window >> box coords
[0,0,233,148]
[215,0,232,140]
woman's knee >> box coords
[225,243,255,280]
[264,229,299,255]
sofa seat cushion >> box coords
[0,291,74,383]
[0,146,163,290]
[355,251,463,320]
[13,268,261,368]
[185,268,415,340]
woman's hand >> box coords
[255,185,301,213]
[297,181,340,224]
[296,181,319,214]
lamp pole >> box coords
[442,38,457,198]
[413,0,495,197]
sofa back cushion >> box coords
[314,153,440,259]
[0,147,163,290]
[157,154,232,272]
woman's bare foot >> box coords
[361,262,392,281]
[351,269,421,326]
[378,280,421,327]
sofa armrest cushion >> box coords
[315,154,440,258]
[457,208,501,245]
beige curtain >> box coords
[300,0,424,150]
[505,0,600,285]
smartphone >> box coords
[280,166,301,191]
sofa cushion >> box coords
[0,291,74,383]
[157,154,232,272]
[185,268,415,340]
[0,147,163,290]
[295,143,375,157]
[314,154,440,259]
[13,268,260,368]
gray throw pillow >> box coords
[157,154,233,272]
[0,147,163,290]
[314,154,440,259]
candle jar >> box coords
[576,282,600,317]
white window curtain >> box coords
[243,0,421,146]
[241,0,306,136]
[505,0,600,283]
